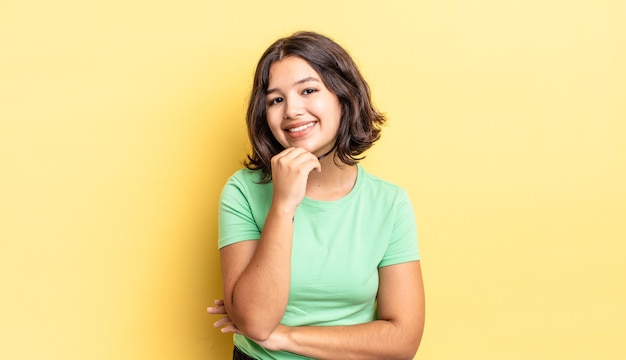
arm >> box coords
[220,148,320,341]
[253,261,425,360]
[219,208,293,341]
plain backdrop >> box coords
[1,1,625,359]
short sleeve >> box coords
[378,191,420,267]
[218,175,261,249]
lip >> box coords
[283,121,317,138]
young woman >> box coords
[209,31,424,360]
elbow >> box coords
[390,342,419,360]
[398,328,423,359]
[224,300,282,342]
[238,321,275,342]
[388,321,423,360]
[230,311,278,342]
[398,343,420,360]
[391,345,419,360]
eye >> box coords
[302,88,317,95]
[268,97,283,106]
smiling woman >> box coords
[265,56,342,159]
[243,31,387,183]
[207,31,424,360]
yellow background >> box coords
[1,1,624,359]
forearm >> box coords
[226,204,295,340]
[265,262,425,359]
[278,320,422,360]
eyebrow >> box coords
[266,76,321,95]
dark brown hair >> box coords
[244,31,386,182]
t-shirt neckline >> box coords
[300,165,363,208]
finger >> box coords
[218,321,243,335]
[213,316,233,328]
[275,146,317,162]
[271,148,301,169]
[220,324,243,335]
[210,299,227,313]
[280,147,317,165]
[273,147,298,161]
[290,150,321,173]
[206,305,226,314]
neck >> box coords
[305,153,358,201]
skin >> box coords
[209,56,425,359]
[265,56,342,160]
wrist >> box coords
[270,200,298,219]
[256,324,291,352]
[275,324,292,352]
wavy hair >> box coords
[244,31,386,182]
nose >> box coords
[283,96,304,119]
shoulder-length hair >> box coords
[244,31,386,182]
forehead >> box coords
[267,56,321,87]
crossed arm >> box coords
[210,149,424,359]
[210,237,425,360]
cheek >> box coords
[322,95,342,119]
[327,101,343,128]
[265,113,285,142]
[265,109,280,129]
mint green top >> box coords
[218,165,419,359]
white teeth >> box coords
[287,122,315,133]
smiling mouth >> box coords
[286,122,316,133]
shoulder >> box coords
[222,168,267,193]
[227,168,264,185]
[221,168,273,205]
[358,166,410,201]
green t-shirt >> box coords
[218,165,419,359]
